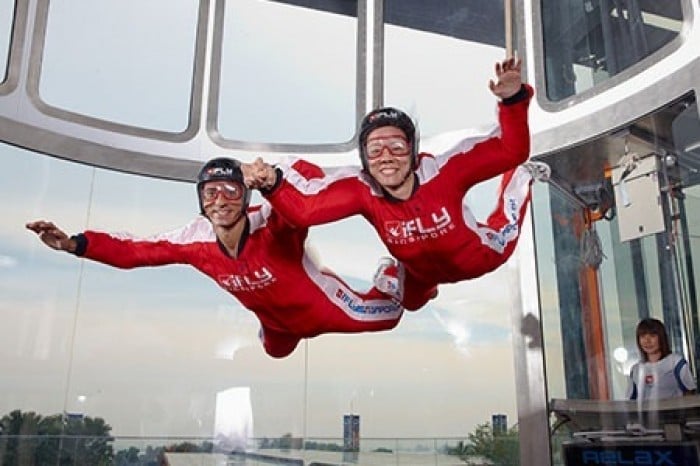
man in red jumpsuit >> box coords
[245,57,549,310]
[26,158,403,359]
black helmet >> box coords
[359,107,418,171]
[196,157,251,214]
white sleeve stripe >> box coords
[282,163,363,196]
[416,125,499,184]
[464,165,531,254]
[106,216,216,244]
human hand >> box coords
[25,220,76,252]
[240,159,259,187]
[244,157,277,190]
[488,56,522,99]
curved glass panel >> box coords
[536,94,700,401]
[2,144,521,464]
[1,147,93,417]
[0,0,13,83]
[541,0,683,101]
[217,0,357,144]
[384,1,506,137]
[38,0,198,131]
[536,185,668,400]
[533,93,700,464]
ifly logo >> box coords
[579,448,676,465]
[368,109,401,123]
[207,167,234,177]
[219,267,275,291]
[384,207,452,240]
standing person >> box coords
[26,157,403,359]
[626,317,696,400]
[245,57,549,310]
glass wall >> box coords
[1,141,522,464]
[0,1,531,464]
[536,93,700,401]
[540,0,683,101]
[535,185,676,400]
[384,0,506,136]
[40,0,199,132]
[533,93,700,464]
[217,0,358,144]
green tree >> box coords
[449,422,520,466]
[304,440,343,452]
[163,440,212,453]
[114,446,141,466]
[0,410,113,466]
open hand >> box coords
[488,56,522,99]
[26,220,76,252]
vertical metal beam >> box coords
[357,0,383,123]
[369,0,384,111]
[504,0,513,57]
[356,0,369,124]
[510,218,553,466]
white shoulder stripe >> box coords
[416,125,499,184]
[280,163,362,196]
[108,216,216,244]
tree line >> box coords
[0,410,213,466]
[0,410,520,465]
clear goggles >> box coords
[200,182,245,203]
[365,137,411,159]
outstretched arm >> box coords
[242,157,367,227]
[437,56,532,189]
[26,220,78,253]
[27,218,208,268]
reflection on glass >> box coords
[39,0,198,131]
[0,0,13,83]
[541,0,683,101]
[214,387,253,451]
[217,0,357,144]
